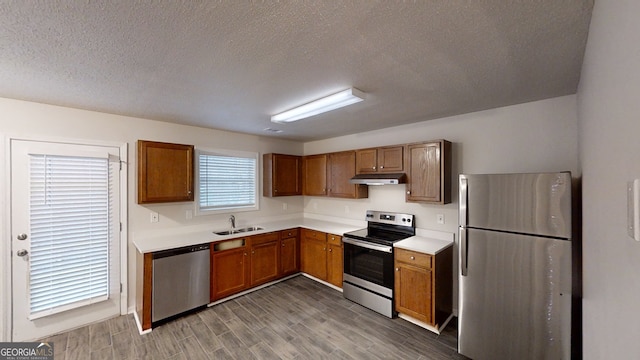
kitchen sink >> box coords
[214,226,264,236]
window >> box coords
[28,154,113,319]
[196,149,259,214]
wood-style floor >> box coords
[39,275,466,359]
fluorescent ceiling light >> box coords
[271,88,365,123]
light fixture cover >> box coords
[271,88,365,123]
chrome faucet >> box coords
[229,215,236,229]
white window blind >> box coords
[28,154,112,319]
[198,152,257,212]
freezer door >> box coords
[458,228,572,360]
[460,172,572,239]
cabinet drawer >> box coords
[302,229,326,241]
[212,238,246,252]
[250,232,279,246]
[327,234,342,246]
[395,248,432,269]
[280,228,299,239]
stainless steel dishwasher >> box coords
[152,243,210,323]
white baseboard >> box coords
[398,313,454,335]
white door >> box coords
[11,139,122,341]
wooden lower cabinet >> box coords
[135,251,153,331]
[211,230,302,302]
[326,234,343,288]
[280,229,300,276]
[301,229,343,288]
[300,229,328,280]
[250,232,280,286]
[211,242,250,301]
[394,246,453,330]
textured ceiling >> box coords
[0,1,593,141]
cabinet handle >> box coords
[275,189,278,192]
[329,248,332,252]
[244,252,247,256]
[373,166,376,170]
[395,267,399,271]
[410,256,415,260]
[252,250,255,254]
[407,190,411,195]
[323,247,326,251]
[282,243,285,247]
[380,165,384,169]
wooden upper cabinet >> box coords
[137,140,194,204]
[263,153,302,197]
[356,146,404,174]
[405,140,451,204]
[327,151,368,199]
[303,154,328,196]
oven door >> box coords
[343,237,395,290]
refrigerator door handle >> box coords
[459,176,468,226]
[460,227,468,276]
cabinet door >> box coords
[211,247,249,301]
[327,234,343,287]
[406,142,443,203]
[300,229,327,280]
[137,140,194,204]
[378,146,404,173]
[355,148,378,174]
[328,151,368,199]
[280,236,299,276]
[395,262,433,324]
[303,154,327,196]
[263,154,302,197]
[250,240,280,286]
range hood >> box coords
[349,173,407,185]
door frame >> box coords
[1,134,128,341]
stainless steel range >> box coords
[342,210,415,317]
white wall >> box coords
[305,95,579,312]
[305,95,579,234]
[0,97,304,326]
[577,1,640,358]
[0,93,580,339]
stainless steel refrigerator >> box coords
[458,172,573,360]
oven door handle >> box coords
[343,237,393,253]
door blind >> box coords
[28,154,112,319]
[198,153,256,211]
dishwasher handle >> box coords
[152,243,210,259]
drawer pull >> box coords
[395,267,399,271]
[410,256,415,260]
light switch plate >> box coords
[437,214,445,224]
[628,179,640,241]
[150,211,159,223]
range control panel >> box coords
[365,210,415,227]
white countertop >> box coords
[394,236,453,255]
[393,227,455,255]
[133,214,456,254]
[133,217,363,253]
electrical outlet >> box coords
[436,214,445,224]
[150,211,159,223]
